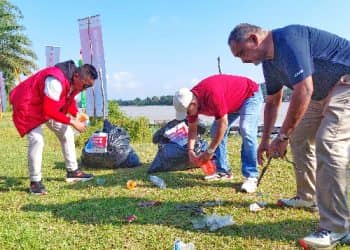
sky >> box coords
[9,0,350,100]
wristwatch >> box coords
[277,133,289,141]
[206,147,215,155]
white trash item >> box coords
[249,202,267,212]
[149,175,166,189]
[191,214,235,231]
[85,132,108,153]
[173,239,195,250]
[164,121,189,147]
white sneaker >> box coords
[277,196,318,212]
[299,229,347,249]
[204,172,233,181]
[204,173,220,181]
[241,177,258,193]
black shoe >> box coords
[66,169,94,183]
[29,181,48,195]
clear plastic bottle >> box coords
[173,239,195,250]
[149,175,166,189]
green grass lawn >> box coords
[0,112,348,250]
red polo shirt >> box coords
[188,74,259,123]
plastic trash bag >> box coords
[148,119,208,173]
[81,119,141,169]
[147,138,208,173]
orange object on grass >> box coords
[200,160,217,175]
[126,180,137,190]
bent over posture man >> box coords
[228,23,350,249]
[10,60,98,195]
[173,74,263,193]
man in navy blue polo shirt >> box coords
[228,24,350,249]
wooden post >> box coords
[217,56,222,74]
[0,93,2,119]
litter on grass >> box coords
[173,239,195,250]
[138,201,162,207]
[201,200,223,207]
[176,205,205,216]
[126,180,137,189]
[95,177,106,185]
[149,175,166,189]
[125,214,137,223]
[249,202,267,212]
[191,214,235,231]
[175,200,223,216]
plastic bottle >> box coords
[149,175,166,189]
[173,239,195,250]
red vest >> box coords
[10,67,78,137]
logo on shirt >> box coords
[294,69,304,78]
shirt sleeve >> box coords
[67,100,78,116]
[43,96,71,124]
[44,76,62,101]
[42,76,71,124]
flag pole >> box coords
[87,16,97,120]
[98,67,106,119]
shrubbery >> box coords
[75,101,152,147]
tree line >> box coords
[116,95,174,106]
[115,84,293,106]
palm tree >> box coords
[0,0,37,92]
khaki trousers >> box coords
[290,74,350,232]
[27,120,78,182]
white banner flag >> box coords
[78,14,108,118]
[0,72,6,112]
[45,46,60,67]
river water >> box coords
[120,102,290,126]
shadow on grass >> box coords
[21,195,316,243]
[0,175,65,192]
[64,168,242,191]
[0,176,26,192]
[53,161,65,170]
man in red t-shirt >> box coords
[173,74,263,193]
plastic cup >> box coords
[200,160,217,175]
[77,113,89,123]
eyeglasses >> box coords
[82,83,93,89]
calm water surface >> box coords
[120,102,290,126]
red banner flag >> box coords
[45,46,60,67]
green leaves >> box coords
[0,0,37,91]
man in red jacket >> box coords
[10,60,98,195]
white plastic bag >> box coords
[164,122,188,147]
